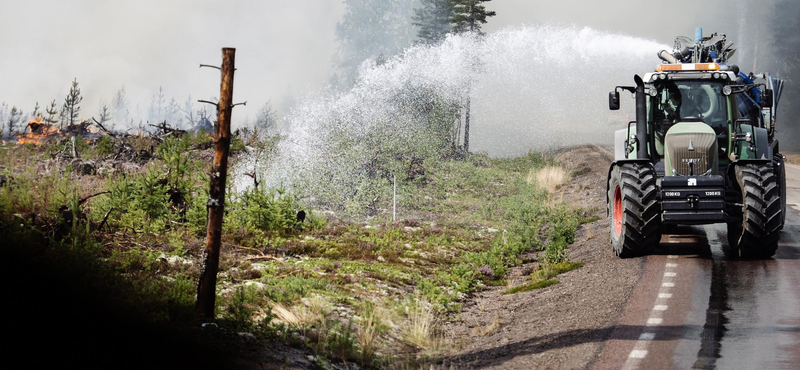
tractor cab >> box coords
[604,28,786,259]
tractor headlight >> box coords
[723,85,733,96]
[720,73,728,80]
[649,88,658,97]
[713,72,720,79]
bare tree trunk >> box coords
[196,48,236,318]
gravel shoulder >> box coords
[440,145,646,369]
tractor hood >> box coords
[664,122,718,176]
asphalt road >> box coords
[592,163,800,370]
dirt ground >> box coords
[783,152,800,165]
[439,145,646,369]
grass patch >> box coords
[503,261,584,295]
[528,166,569,192]
[571,167,591,177]
[531,261,584,281]
[503,279,559,294]
[578,216,602,225]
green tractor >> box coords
[607,28,785,258]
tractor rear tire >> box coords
[727,164,781,258]
[608,163,661,258]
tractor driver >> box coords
[653,81,682,138]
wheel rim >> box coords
[614,185,623,237]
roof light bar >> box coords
[656,63,721,72]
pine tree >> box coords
[451,0,496,35]
[44,100,59,125]
[334,0,417,87]
[32,102,41,120]
[6,106,22,138]
[60,78,83,129]
[111,86,130,130]
[412,0,455,44]
[255,101,278,136]
[181,96,196,129]
[148,86,166,125]
[450,1,494,152]
[97,104,112,126]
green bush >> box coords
[228,186,305,237]
[96,136,114,156]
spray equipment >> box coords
[658,50,678,64]
[670,28,736,64]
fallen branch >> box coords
[149,121,187,136]
[91,118,118,137]
[79,190,111,205]
[229,244,264,255]
[243,255,285,264]
[98,207,113,230]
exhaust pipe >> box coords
[658,50,678,64]
[634,75,648,160]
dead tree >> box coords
[196,48,240,318]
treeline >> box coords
[0,80,279,139]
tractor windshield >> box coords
[651,80,729,134]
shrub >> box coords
[227,186,305,237]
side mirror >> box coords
[609,91,620,110]
[762,89,774,108]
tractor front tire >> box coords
[608,163,661,258]
[727,164,781,258]
[775,153,787,230]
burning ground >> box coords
[0,123,634,369]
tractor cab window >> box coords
[735,90,763,127]
[649,80,729,158]
[651,81,728,133]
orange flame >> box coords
[17,117,61,145]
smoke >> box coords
[0,0,346,129]
[0,0,797,147]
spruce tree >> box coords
[451,0,496,34]
[412,0,455,44]
[61,78,83,129]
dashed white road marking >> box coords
[646,318,664,325]
[625,258,680,367]
[639,332,656,341]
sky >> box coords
[0,0,791,130]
